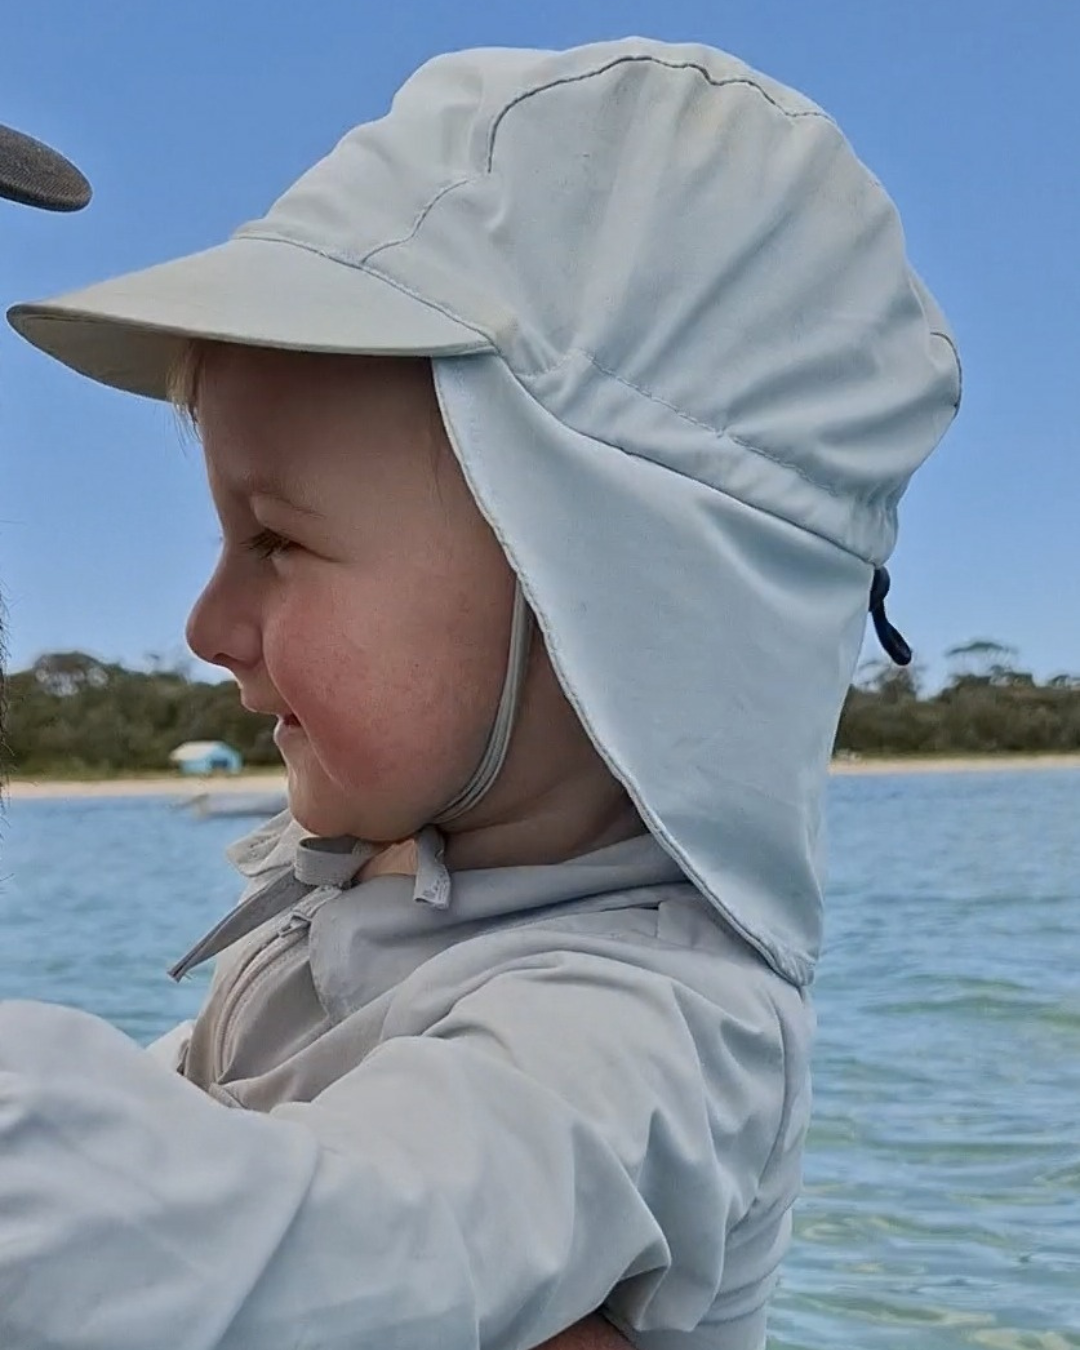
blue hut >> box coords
[169,740,243,776]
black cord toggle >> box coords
[869,567,912,666]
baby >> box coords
[4,38,959,1350]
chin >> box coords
[289,794,362,841]
[286,771,420,844]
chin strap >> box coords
[407,581,532,912]
[433,581,533,824]
[869,567,912,666]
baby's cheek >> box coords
[266,595,486,805]
[289,659,437,789]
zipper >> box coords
[212,909,313,1082]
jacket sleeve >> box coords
[0,951,785,1350]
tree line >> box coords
[3,642,1080,777]
[837,640,1080,757]
[4,651,280,776]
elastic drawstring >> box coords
[409,580,533,911]
[434,581,533,824]
[869,567,912,666]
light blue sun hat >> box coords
[8,39,960,983]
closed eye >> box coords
[245,527,294,560]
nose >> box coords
[186,558,262,676]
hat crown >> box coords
[242,39,960,562]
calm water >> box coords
[2,771,1078,1347]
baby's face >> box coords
[186,347,515,842]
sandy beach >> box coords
[831,753,1080,776]
[6,755,1080,800]
[5,773,289,801]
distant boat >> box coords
[176,790,287,820]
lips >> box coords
[244,701,298,725]
[272,714,303,748]
[275,713,303,736]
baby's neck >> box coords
[443,790,644,872]
[358,793,644,882]
[358,838,421,882]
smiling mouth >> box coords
[272,713,303,743]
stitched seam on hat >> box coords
[486,59,832,168]
[620,439,887,566]
[357,253,495,340]
[533,342,949,521]
[573,347,851,505]
[234,229,495,345]
[931,328,963,410]
[491,355,886,565]
[354,175,474,268]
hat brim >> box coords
[7,235,492,400]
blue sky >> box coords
[3,1,1078,687]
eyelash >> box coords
[245,528,293,560]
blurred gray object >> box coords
[0,122,90,211]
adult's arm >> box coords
[0,947,780,1348]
